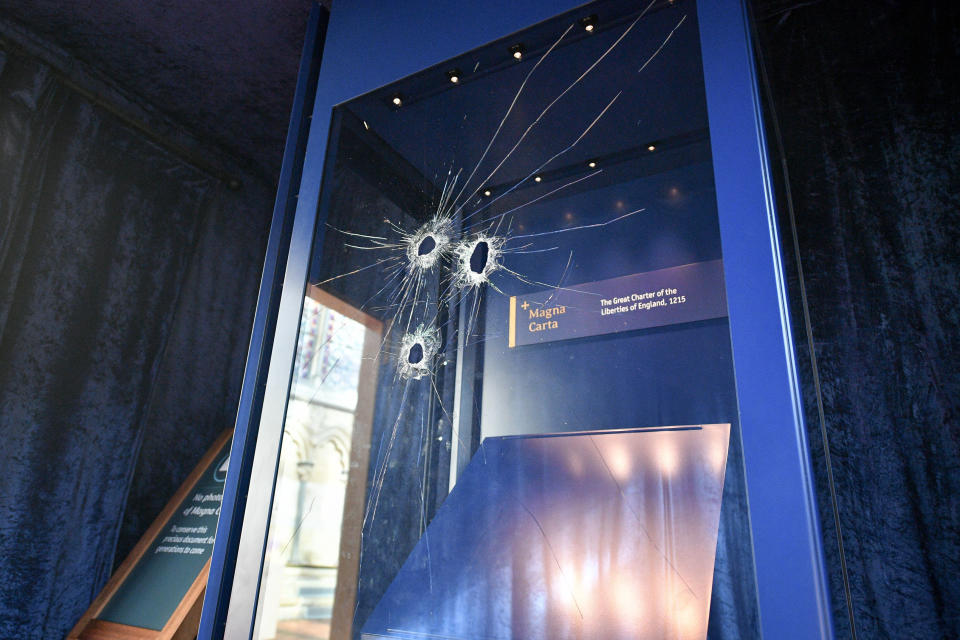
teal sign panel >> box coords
[98,441,230,630]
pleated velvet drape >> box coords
[756,1,960,637]
[0,46,271,639]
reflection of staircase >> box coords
[279,565,337,621]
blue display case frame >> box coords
[201,1,835,638]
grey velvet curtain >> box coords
[0,46,270,639]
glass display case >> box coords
[207,1,834,639]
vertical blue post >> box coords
[198,6,327,639]
[699,0,834,637]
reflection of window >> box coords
[292,297,366,410]
[257,289,381,640]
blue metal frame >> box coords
[198,5,327,639]
[698,2,834,637]
[208,1,835,638]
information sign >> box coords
[67,430,231,640]
[509,260,728,348]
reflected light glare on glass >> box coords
[657,443,678,476]
[606,444,632,481]
[566,452,585,477]
[611,573,647,629]
[556,548,597,613]
[673,595,701,638]
[710,444,726,473]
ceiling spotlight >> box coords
[447,68,461,84]
[391,93,403,107]
[647,144,656,151]
[580,14,598,33]
[483,189,492,197]
[509,43,525,60]
[587,159,597,168]
[534,175,542,183]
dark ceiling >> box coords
[347,0,705,191]
[0,0,316,184]
[0,0,813,188]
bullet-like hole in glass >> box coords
[470,241,489,274]
[407,342,424,364]
[417,235,437,256]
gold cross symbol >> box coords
[521,301,530,310]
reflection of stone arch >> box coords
[314,425,351,475]
[282,413,352,482]
[282,421,314,481]
[284,425,311,461]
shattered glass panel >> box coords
[255,1,761,638]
